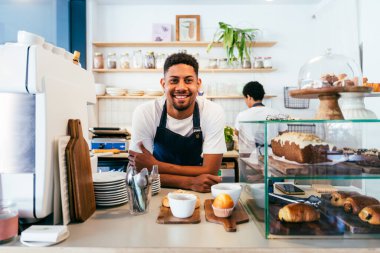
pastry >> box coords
[278,203,320,223]
[330,191,361,207]
[162,189,200,208]
[359,205,380,225]
[271,132,334,164]
[343,195,379,214]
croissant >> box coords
[330,191,361,207]
[278,203,320,223]
[343,195,379,214]
[359,205,380,225]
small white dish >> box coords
[168,193,196,218]
[211,183,242,207]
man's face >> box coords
[161,63,201,114]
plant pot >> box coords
[226,141,234,151]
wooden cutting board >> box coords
[204,199,249,232]
[320,194,380,234]
[156,206,201,224]
[66,119,96,222]
[269,157,362,176]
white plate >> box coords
[96,196,128,204]
[20,230,70,247]
[93,172,126,183]
[95,189,127,197]
[96,199,128,206]
[94,183,126,191]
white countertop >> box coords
[3,189,380,252]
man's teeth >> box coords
[175,95,187,98]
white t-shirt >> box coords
[130,96,227,155]
[234,106,287,153]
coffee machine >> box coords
[0,31,95,220]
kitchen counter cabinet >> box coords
[3,189,380,253]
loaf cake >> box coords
[330,191,361,207]
[271,132,334,164]
[278,203,320,223]
[343,195,379,214]
[359,205,380,225]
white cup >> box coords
[17,31,45,46]
[211,183,242,207]
[168,193,196,218]
[95,83,106,96]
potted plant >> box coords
[224,126,235,151]
[207,22,258,64]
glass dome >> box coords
[298,49,363,89]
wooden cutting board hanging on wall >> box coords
[66,119,96,222]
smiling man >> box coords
[128,53,226,192]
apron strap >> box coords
[159,100,201,132]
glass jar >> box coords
[231,58,242,69]
[107,53,117,69]
[120,53,130,69]
[144,51,156,69]
[155,53,167,69]
[263,57,272,69]
[254,57,264,69]
[242,58,252,69]
[0,201,18,244]
[132,50,143,69]
[93,52,104,69]
[218,58,229,69]
[208,58,218,69]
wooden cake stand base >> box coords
[290,86,373,120]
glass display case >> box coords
[238,119,380,239]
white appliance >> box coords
[0,31,95,220]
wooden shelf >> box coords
[92,41,277,48]
[96,95,277,99]
[93,68,277,73]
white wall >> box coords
[88,0,369,127]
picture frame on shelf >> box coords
[176,15,200,42]
[152,23,172,42]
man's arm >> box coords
[160,173,221,193]
[129,143,223,176]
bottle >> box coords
[107,53,117,69]
[242,58,252,69]
[93,52,104,69]
[0,201,18,244]
[263,57,272,68]
[218,58,228,69]
[254,57,264,69]
[73,50,81,66]
[120,53,130,69]
[132,50,143,69]
[208,58,218,69]
[144,51,156,69]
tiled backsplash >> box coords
[97,98,248,129]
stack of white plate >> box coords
[152,175,161,195]
[106,87,126,96]
[92,172,128,207]
[128,89,144,96]
[145,90,164,96]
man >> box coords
[128,53,226,193]
[234,81,287,153]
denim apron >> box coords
[153,101,203,166]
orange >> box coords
[213,193,234,209]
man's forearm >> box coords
[160,174,192,190]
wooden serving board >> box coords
[156,206,201,224]
[320,194,380,234]
[289,86,372,99]
[269,157,362,176]
[66,119,96,222]
[204,199,249,232]
[269,204,344,236]
[361,166,380,174]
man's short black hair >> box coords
[163,53,199,76]
[242,81,265,101]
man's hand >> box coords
[128,143,158,171]
[189,174,221,193]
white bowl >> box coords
[211,183,242,207]
[17,31,45,45]
[95,83,106,96]
[168,192,196,218]
[249,183,265,209]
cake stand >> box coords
[289,86,375,120]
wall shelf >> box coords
[92,41,277,48]
[96,95,277,99]
[93,68,277,73]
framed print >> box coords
[176,15,200,41]
[152,23,172,42]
